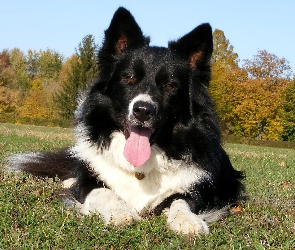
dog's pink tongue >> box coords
[124,126,152,167]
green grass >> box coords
[0,123,294,249]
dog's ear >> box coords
[168,23,213,69]
[102,7,149,55]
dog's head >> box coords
[77,7,217,167]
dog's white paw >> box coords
[79,188,140,226]
[107,206,141,226]
[167,211,209,235]
[165,199,209,235]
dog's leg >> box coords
[77,188,141,226]
[164,199,209,235]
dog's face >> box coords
[77,7,215,167]
[104,47,193,166]
[105,47,190,135]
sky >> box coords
[1,0,295,72]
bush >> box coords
[0,113,71,128]
[223,134,295,149]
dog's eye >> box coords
[126,74,136,84]
[165,83,175,90]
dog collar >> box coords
[135,172,145,180]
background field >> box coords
[0,123,294,249]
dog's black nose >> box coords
[133,101,156,122]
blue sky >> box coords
[1,0,294,72]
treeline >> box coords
[0,35,98,127]
[210,30,294,141]
[0,30,294,141]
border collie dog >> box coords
[8,7,243,235]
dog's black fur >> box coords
[8,7,243,234]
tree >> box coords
[279,78,295,141]
[77,35,99,86]
[0,49,16,87]
[17,79,55,119]
[14,49,63,121]
[210,33,292,140]
[38,49,63,81]
[0,86,19,113]
[54,55,80,120]
[231,78,283,140]
[243,50,292,81]
[211,29,239,68]
[0,49,20,113]
[233,50,293,140]
[54,35,99,120]
[9,48,30,92]
[26,49,63,81]
[209,29,247,133]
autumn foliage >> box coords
[209,30,294,141]
[0,31,294,141]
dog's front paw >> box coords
[165,199,209,235]
[79,188,140,226]
[107,205,141,226]
[167,210,209,235]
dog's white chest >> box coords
[99,169,162,212]
[72,131,209,213]
[90,162,206,213]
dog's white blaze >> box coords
[127,94,156,120]
[72,126,210,214]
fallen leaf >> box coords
[230,204,243,215]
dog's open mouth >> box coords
[123,125,152,167]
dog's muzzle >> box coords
[124,100,157,167]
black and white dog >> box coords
[8,7,243,235]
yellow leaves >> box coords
[231,78,285,140]
[0,66,16,87]
[17,79,57,119]
[30,79,43,90]
[0,86,20,113]
[210,32,293,140]
[58,55,78,86]
[211,55,289,140]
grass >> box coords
[0,123,295,249]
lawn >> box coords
[0,123,294,249]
